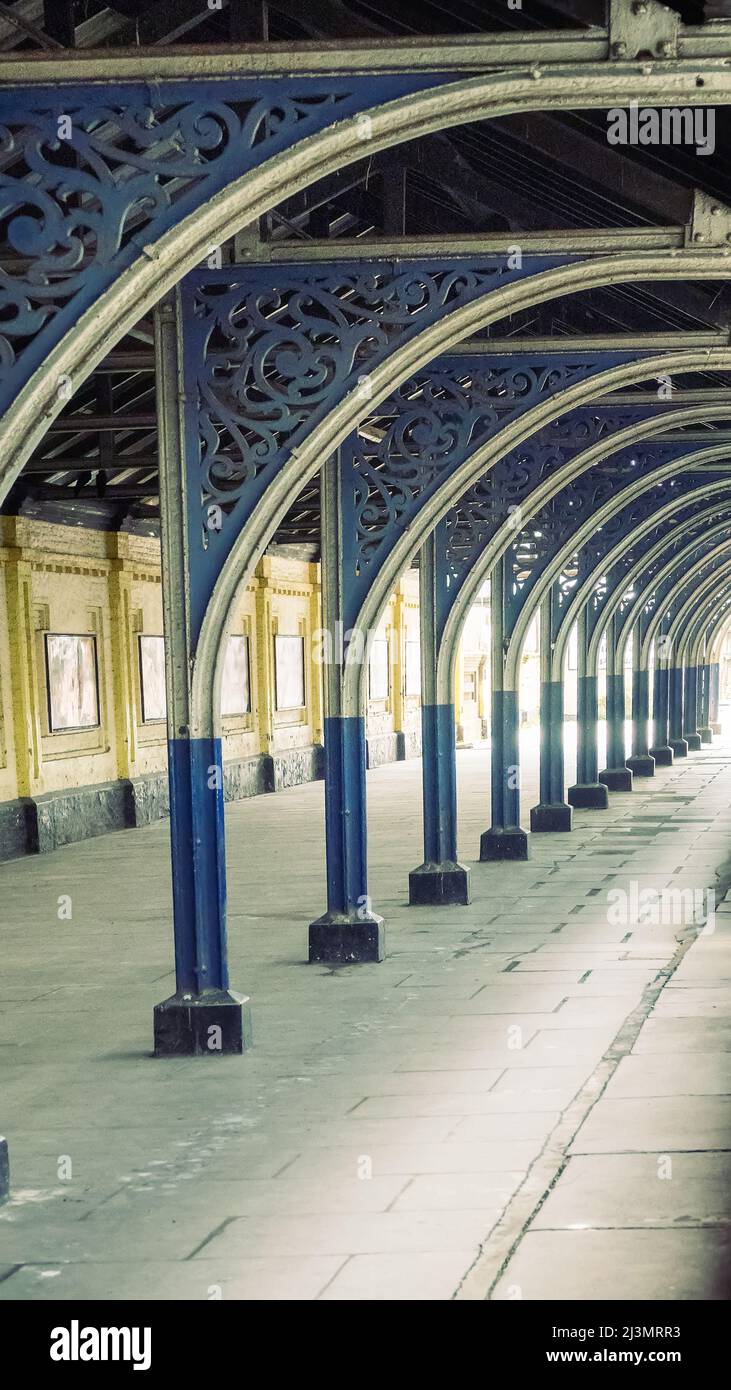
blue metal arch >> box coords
[0,74,463,412]
[179,265,600,638]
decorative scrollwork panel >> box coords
[0,72,455,407]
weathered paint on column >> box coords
[698,661,713,743]
[626,620,655,777]
[0,1136,8,1204]
[668,663,689,758]
[153,294,251,1057]
[480,556,528,861]
[568,608,608,809]
[649,625,674,766]
[531,592,572,832]
[409,532,470,906]
[683,664,702,750]
[599,614,632,792]
[709,660,722,734]
[310,713,383,960]
[308,455,384,962]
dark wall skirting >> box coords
[0,797,39,860]
[34,781,134,854]
[0,746,325,862]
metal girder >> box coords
[4,14,731,82]
[245,227,686,262]
[5,59,731,554]
[440,333,731,353]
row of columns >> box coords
[154,405,724,1051]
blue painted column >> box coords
[683,664,702,751]
[531,590,572,832]
[626,618,655,777]
[308,456,384,962]
[409,530,470,904]
[311,713,384,958]
[649,621,673,766]
[153,294,250,1056]
[480,556,528,860]
[599,613,633,792]
[698,660,713,743]
[668,661,689,758]
[709,659,722,735]
[568,607,609,809]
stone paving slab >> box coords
[1,736,731,1301]
[491,1229,731,1301]
[532,1152,731,1229]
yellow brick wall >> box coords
[0,519,535,807]
[365,569,421,745]
[0,522,426,805]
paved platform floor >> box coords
[1,728,731,1301]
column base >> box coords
[669,738,689,758]
[599,766,633,792]
[530,802,573,832]
[408,861,470,906]
[711,721,723,736]
[698,727,713,744]
[0,1136,8,1205]
[309,911,385,963]
[625,754,655,777]
[153,989,252,1057]
[649,744,674,767]
[479,826,529,861]
[684,732,702,751]
[567,782,609,810]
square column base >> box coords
[0,1136,8,1204]
[530,802,573,832]
[711,721,723,736]
[567,782,609,810]
[649,744,674,767]
[309,912,385,963]
[669,738,689,759]
[698,727,713,744]
[479,826,529,861]
[153,989,252,1057]
[626,754,655,777]
[599,766,633,792]
[684,732,702,751]
[409,861,470,906]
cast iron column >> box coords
[698,656,713,743]
[626,617,655,776]
[682,663,702,750]
[649,620,674,766]
[480,555,528,860]
[568,606,609,809]
[409,529,470,905]
[531,589,572,832]
[668,658,689,758]
[153,295,251,1056]
[599,612,632,792]
[709,659,722,735]
[308,455,385,962]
